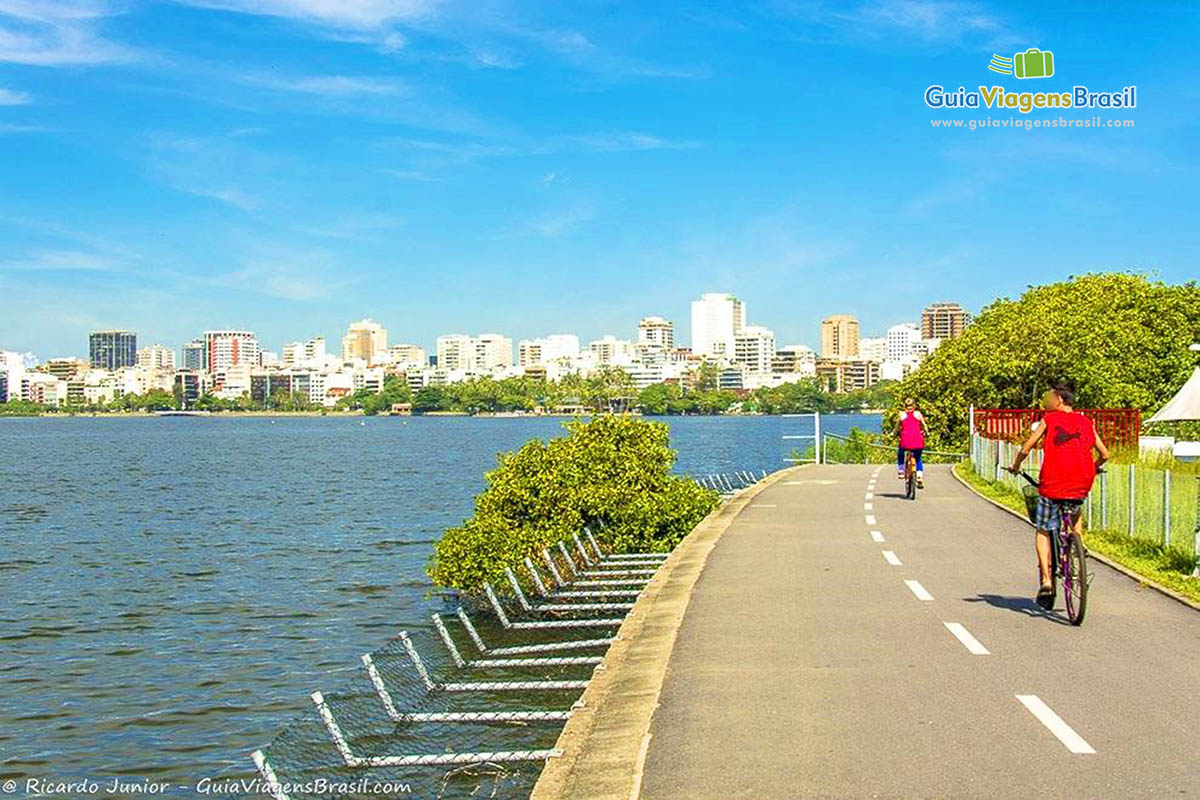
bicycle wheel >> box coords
[1063,533,1088,626]
[906,470,916,500]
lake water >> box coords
[0,414,879,796]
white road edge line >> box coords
[865,515,877,525]
[943,622,989,655]
[882,550,902,566]
[871,530,885,542]
[1016,695,1095,754]
[904,580,933,601]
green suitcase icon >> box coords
[1014,48,1054,79]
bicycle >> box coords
[903,450,919,501]
[1014,470,1095,626]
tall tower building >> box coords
[474,333,514,370]
[437,334,475,371]
[638,317,675,351]
[921,302,972,340]
[690,293,744,361]
[820,315,860,359]
[886,323,922,362]
[182,339,205,371]
[89,330,137,370]
[203,330,261,372]
[341,319,388,363]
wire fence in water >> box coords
[246,484,763,799]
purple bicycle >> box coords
[1016,470,1093,626]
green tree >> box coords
[428,416,720,591]
[893,273,1200,448]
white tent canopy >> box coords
[1147,366,1200,423]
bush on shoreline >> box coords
[427,415,721,592]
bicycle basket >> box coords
[1021,484,1040,526]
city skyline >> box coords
[3,3,1197,357]
[10,292,962,365]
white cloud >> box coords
[0,1,136,66]
[172,0,440,30]
[0,249,117,272]
[529,206,594,238]
[0,86,30,104]
[247,72,409,97]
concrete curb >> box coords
[529,465,805,800]
[950,462,1200,614]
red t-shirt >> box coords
[1038,410,1097,500]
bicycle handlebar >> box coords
[1006,467,1105,488]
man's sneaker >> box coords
[1036,585,1055,610]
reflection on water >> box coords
[0,414,877,793]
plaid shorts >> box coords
[1033,495,1083,533]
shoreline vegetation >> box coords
[428,416,720,591]
[0,377,894,419]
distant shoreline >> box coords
[2,409,885,420]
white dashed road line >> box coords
[871,530,885,542]
[904,580,933,601]
[943,622,989,655]
[1016,695,1095,754]
[865,492,873,500]
[865,515,877,525]
[882,550,901,566]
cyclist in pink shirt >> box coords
[897,397,929,487]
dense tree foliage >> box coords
[893,274,1200,448]
[428,416,720,591]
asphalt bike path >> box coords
[639,464,1200,799]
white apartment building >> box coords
[886,323,922,363]
[203,330,261,372]
[638,316,675,351]
[733,325,776,374]
[474,333,513,371]
[690,293,744,361]
[136,344,176,371]
[772,345,817,376]
[589,335,635,366]
[437,335,474,371]
[0,351,29,402]
[518,334,580,366]
[859,336,888,363]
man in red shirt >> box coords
[1009,383,1110,609]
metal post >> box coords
[1100,470,1107,529]
[1128,464,1136,536]
[814,411,821,465]
[1164,469,1171,546]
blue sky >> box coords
[1,1,1197,359]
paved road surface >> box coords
[640,464,1200,799]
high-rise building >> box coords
[518,335,579,366]
[921,302,972,340]
[638,316,675,351]
[387,343,427,368]
[283,336,327,367]
[137,344,176,371]
[341,319,388,364]
[437,334,474,371]
[89,330,137,370]
[589,335,635,365]
[182,339,205,371]
[733,325,776,374]
[886,323,922,363]
[690,293,744,361]
[858,336,888,363]
[203,330,261,372]
[474,333,513,370]
[820,315,860,359]
[772,345,816,375]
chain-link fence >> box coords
[971,435,1200,559]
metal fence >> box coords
[821,432,967,466]
[970,434,1199,559]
